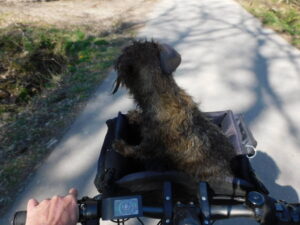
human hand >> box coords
[25,188,79,225]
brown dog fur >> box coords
[112,41,236,183]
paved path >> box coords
[2,0,300,224]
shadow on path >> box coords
[250,151,299,203]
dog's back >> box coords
[141,85,236,182]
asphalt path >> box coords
[2,0,300,224]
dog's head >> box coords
[112,40,181,94]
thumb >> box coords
[68,188,78,199]
[27,199,39,210]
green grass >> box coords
[238,0,300,48]
[259,8,300,34]
[0,23,133,213]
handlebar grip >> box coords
[12,197,99,225]
[12,211,27,225]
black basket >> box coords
[94,111,268,202]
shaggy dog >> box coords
[112,41,236,183]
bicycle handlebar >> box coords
[12,192,300,225]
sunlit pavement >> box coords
[1,0,300,224]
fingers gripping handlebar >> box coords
[12,197,102,225]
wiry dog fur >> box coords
[112,40,236,183]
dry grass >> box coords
[0,0,156,33]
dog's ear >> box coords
[158,43,181,74]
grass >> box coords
[237,0,300,48]
[0,22,134,214]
